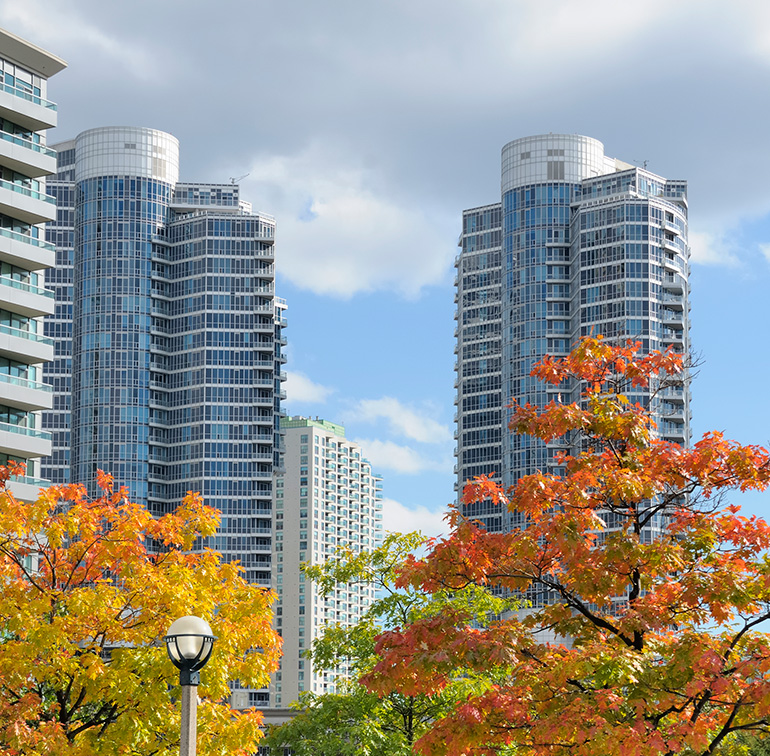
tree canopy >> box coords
[364,337,770,756]
[0,465,281,756]
[266,532,517,756]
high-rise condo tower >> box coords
[455,134,690,536]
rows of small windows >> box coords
[167,216,274,243]
[160,256,275,281]
[0,56,44,98]
[462,392,501,412]
[461,357,500,378]
[78,274,152,297]
[153,386,277,407]
[578,203,663,230]
[462,231,501,254]
[581,300,652,323]
[460,409,501,430]
[460,250,501,273]
[160,276,273,297]
[460,271,501,290]
[151,347,275,370]
[78,176,172,202]
[0,167,44,195]
[462,427,502,447]
[463,205,502,233]
[504,183,574,211]
[511,264,570,285]
[0,115,43,145]
[508,282,570,304]
[155,440,276,463]
[151,366,276,387]
[579,224,673,249]
[166,294,276,315]
[164,238,274,263]
[172,185,239,207]
[461,289,501,309]
[460,375,501,394]
[461,322,501,343]
[0,212,42,239]
[461,445,500,465]
[0,358,42,381]
[1,261,43,288]
[461,340,500,360]
[507,205,571,233]
[55,149,76,169]
[580,243,662,267]
[0,309,38,333]
[582,280,661,304]
[580,170,646,199]
[462,305,501,325]
[580,262,661,286]
[155,424,276,443]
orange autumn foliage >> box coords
[364,337,770,756]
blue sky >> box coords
[6,0,770,535]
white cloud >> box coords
[759,243,770,264]
[0,0,159,80]
[352,438,446,475]
[348,397,451,444]
[380,497,448,539]
[243,143,451,299]
[284,371,334,404]
[689,230,740,266]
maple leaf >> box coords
[367,337,770,756]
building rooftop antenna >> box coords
[229,173,250,184]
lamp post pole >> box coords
[165,616,217,756]
[180,684,197,756]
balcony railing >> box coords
[0,276,54,298]
[0,323,53,345]
[0,130,57,157]
[1,82,57,111]
[0,421,51,440]
[0,373,53,392]
[0,226,54,250]
[0,178,55,204]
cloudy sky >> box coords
[6,0,770,535]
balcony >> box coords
[0,131,57,178]
[0,372,53,411]
[7,474,50,501]
[0,226,55,270]
[0,421,51,458]
[0,179,56,225]
[661,273,684,293]
[0,83,57,131]
[0,276,54,317]
[0,323,54,362]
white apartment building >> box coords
[272,416,383,707]
[0,29,65,500]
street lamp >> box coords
[165,616,217,756]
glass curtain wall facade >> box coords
[42,127,286,591]
[41,141,74,485]
[454,203,503,531]
[456,134,691,540]
[0,30,65,501]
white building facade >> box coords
[272,416,383,707]
[0,29,65,500]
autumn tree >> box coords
[364,336,770,756]
[266,532,515,756]
[0,464,281,756]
